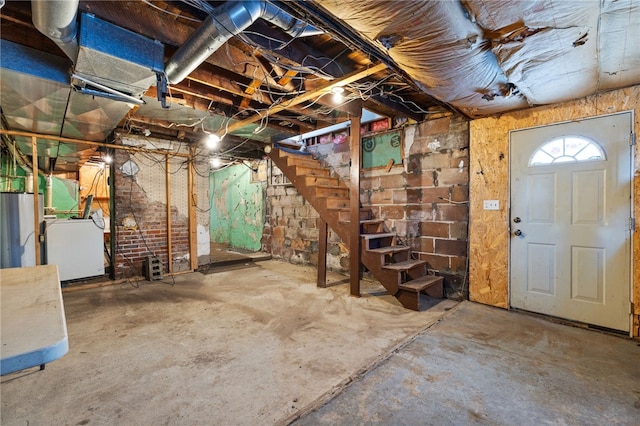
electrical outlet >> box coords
[483,200,500,210]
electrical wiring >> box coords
[141,0,202,22]
[121,176,179,285]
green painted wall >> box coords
[47,176,79,218]
[210,164,264,251]
[1,158,79,218]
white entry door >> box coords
[510,112,633,332]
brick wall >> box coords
[113,136,209,279]
[264,115,470,298]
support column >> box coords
[349,106,362,296]
[187,146,198,271]
[32,136,41,265]
[317,217,328,288]
[166,155,173,274]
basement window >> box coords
[529,136,606,166]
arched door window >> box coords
[529,135,606,166]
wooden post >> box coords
[349,106,363,296]
[317,217,328,288]
[108,159,116,280]
[32,136,41,265]
[166,155,173,274]
[187,146,198,271]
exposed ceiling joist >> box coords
[223,63,388,136]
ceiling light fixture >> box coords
[331,86,345,103]
[210,157,222,168]
[206,134,221,149]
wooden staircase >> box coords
[269,148,443,311]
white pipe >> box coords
[45,174,54,213]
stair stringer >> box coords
[269,148,403,297]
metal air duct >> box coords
[31,0,79,61]
[165,0,322,85]
[261,2,324,38]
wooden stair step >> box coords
[339,216,379,224]
[337,209,372,222]
[322,197,349,209]
[286,156,321,168]
[360,219,384,225]
[367,246,410,255]
[362,232,396,240]
[382,259,427,271]
[316,185,349,198]
[398,275,444,292]
[304,176,339,186]
[295,166,329,176]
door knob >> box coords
[513,217,521,223]
[514,229,522,236]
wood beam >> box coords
[186,65,338,129]
[317,217,328,288]
[369,94,424,122]
[187,146,198,271]
[223,63,387,136]
[0,130,189,158]
[277,69,299,87]
[349,104,363,296]
[166,155,173,274]
[32,136,41,266]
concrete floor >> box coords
[294,302,640,425]
[2,261,638,425]
[1,260,457,425]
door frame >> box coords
[507,110,635,335]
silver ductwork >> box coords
[261,2,324,38]
[31,0,79,61]
[2,1,165,172]
[31,0,164,101]
[165,0,322,85]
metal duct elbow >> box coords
[164,0,323,85]
[261,2,324,38]
[165,1,263,85]
[31,0,79,61]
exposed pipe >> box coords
[165,0,322,85]
[45,174,54,214]
[31,0,79,61]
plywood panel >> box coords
[469,85,640,336]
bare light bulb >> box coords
[210,157,222,168]
[104,154,113,164]
[206,134,221,149]
[331,86,345,103]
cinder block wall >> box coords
[262,172,350,270]
[264,115,470,298]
